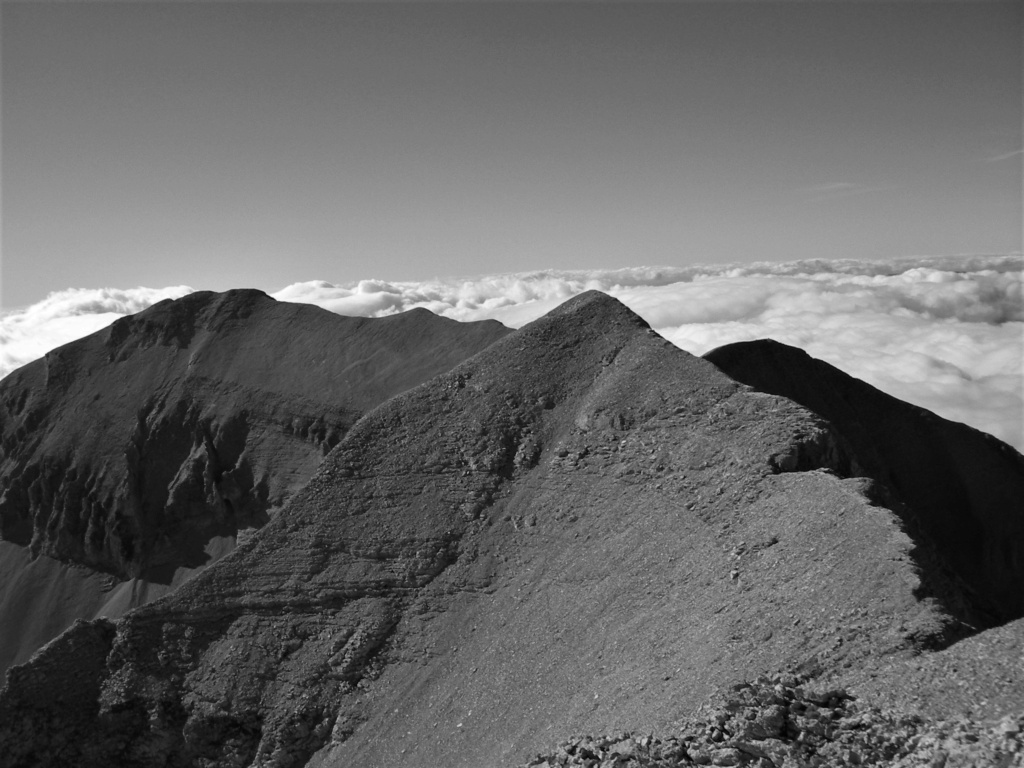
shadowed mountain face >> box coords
[704,339,1024,627]
[5,291,1016,768]
[0,290,510,672]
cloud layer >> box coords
[3,256,1021,450]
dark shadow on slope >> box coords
[705,339,1024,634]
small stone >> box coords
[609,737,635,756]
[735,741,770,760]
[688,747,713,765]
[998,716,1020,736]
[710,747,743,766]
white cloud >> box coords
[2,256,1021,451]
[985,148,1023,162]
[796,181,896,202]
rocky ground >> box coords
[519,675,1024,767]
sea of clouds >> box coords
[2,255,1021,450]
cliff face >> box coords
[0,290,510,671]
[4,292,1011,768]
[704,339,1024,626]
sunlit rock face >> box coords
[0,289,510,671]
[4,291,1021,768]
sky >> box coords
[1,1,1021,311]
[0,3,1021,451]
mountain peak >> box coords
[2,291,905,768]
[104,288,275,352]
[542,289,651,329]
[0,292,511,673]
[3,295,1023,768]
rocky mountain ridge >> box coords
[0,291,1021,768]
[705,339,1024,626]
[0,289,510,672]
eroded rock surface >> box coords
[2,291,1010,768]
[0,289,509,671]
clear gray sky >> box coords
[2,1,1021,311]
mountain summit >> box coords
[0,290,510,671]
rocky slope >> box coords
[519,670,1024,768]
[0,289,509,671]
[704,339,1024,626]
[521,622,1024,767]
[4,291,1020,768]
